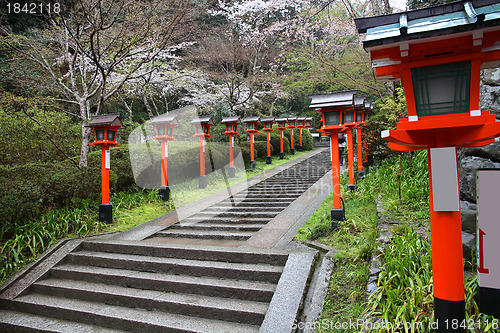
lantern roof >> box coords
[87,113,123,128]
[275,117,288,122]
[151,113,178,126]
[305,117,313,121]
[297,117,306,121]
[354,97,366,109]
[365,100,373,111]
[260,117,275,123]
[287,116,297,121]
[242,116,261,123]
[355,0,500,50]
[221,116,241,124]
[191,116,213,126]
[308,90,357,109]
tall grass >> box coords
[364,225,434,331]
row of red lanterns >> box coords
[85,113,315,221]
[309,90,373,222]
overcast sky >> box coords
[390,0,407,11]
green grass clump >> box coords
[365,225,434,330]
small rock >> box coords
[462,231,476,264]
[461,200,477,234]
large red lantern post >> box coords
[191,116,213,189]
[356,2,500,329]
[221,116,240,178]
[309,90,357,223]
[276,117,288,159]
[87,113,124,224]
[261,117,275,164]
[287,116,297,155]
[151,113,178,201]
[243,116,260,170]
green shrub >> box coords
[0,145,135,228]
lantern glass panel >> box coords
[324,111,341,126]
[412,61,471,117]
[107,130,116,141]
[356,113,363,122]
[344,112,355,124]
[264,123,270,128]
[196,126,203,134]
[204,126,210,134]
[158,127,166,136]
[232,125,237,132]
[167,127,173,136]
[96,129,105,141]
[248,123,254,130]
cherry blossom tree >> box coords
[2,0,206,167]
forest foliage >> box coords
[0,0,451,245]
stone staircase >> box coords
[0,239,317,332]
[0,149,332,332]
[148,151,331,245]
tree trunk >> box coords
[78,100,92,168]
[79,124,92,168]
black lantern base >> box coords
[99,203,113,224]
[330,208,346,230]
[159,186,170,201]
[199,175,207,189]
[299,145,303,152]
[357,171,365,179]
[434,297,465,332]
[228,167,236,178]
[250,160,256,170]
[291,148,295,155]
[266,156,272,164]
[279,152,284,160]
[347,184,357,192]
[479,286,500,319]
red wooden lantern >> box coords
[243,116,260,170]
[309,90,357,223]
[151,113,178,201]
[354,100,371,178]
[287,116,297,155]
[260,117,275,164]
[276,117,288,159]
[191,116,213,189]
[221,116,240,178]
[87,113,124,224]
[296,117,306,152]
[356,1,500,326]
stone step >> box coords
[9,294,259,333]
[195,211,279,219]
[181,217,271,225]
[32,279,268,325]
[156,229,254,241]
[224,198,296,204]
[172,223,265,232]
[0,309,123,332]
[81,240,288,265]
[203,206,284,213]
[66,251,282,282]
[234,192,300,200]
[50,265,276,302]
[215,201,291,208]
[246,188,306,193]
